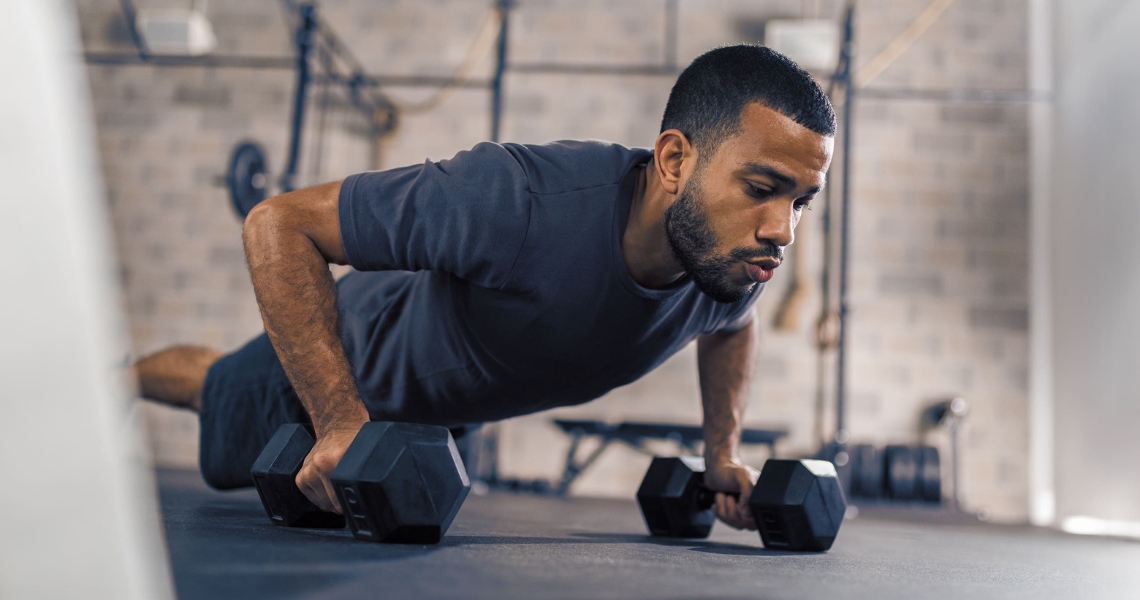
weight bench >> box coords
[550,419,788,496]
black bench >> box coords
[550,419,788,496]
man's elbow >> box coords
[244,182,348,265]
[242,197,293,263]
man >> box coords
[136,44,834,532]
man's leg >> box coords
[134,345,224,411]
[132,336,307,489]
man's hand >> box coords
[704,458,760,530]
[296,418,367,514]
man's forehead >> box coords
[714,103,833,185]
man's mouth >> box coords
[745,260,779,283]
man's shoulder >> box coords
[499,140,652,196]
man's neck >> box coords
[622,162,687,289]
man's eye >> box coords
[795,201,813,212]
[749,186,774,198]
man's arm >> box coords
[242,181,367,514]
[697,316,759,530]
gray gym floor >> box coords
[157,468,1140,600]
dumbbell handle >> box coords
[694,486,743,510]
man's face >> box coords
[665,102,834,303]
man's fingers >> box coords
[734,496,757,530]
[296,425,360,515]
[321,474,343,514]
[731,469,758,530]
[297,465,336,513]
[299,479,330,512]
[716,494,731,526]
[716,493,745,530]
[733,498,755,529]
[737,505,757,530]
[713,492,759,530]
[704,462,763,530]
[742,508,757,528]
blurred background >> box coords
[61,0,1138,531]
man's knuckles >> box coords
[310,451,340,474]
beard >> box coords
[664,168,784,303]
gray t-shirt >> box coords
[336,140,762,426]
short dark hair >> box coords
[660,45,836,157]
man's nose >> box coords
[755,204,795,248]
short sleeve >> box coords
[338,142,532,289]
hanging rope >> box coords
[854,0,958,87]
[388,7,503,114]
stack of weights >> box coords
[846,444,942,504]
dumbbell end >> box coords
[749,459,847,552]
[636,456,716,539]
[331,422,470,544]
[251,424,346,529]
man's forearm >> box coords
[242,201,368,436]
[697,318,756,463]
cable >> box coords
[277,0,497,122]
[385,6,502,114]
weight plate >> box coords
[850,444,882,498]
[884,445,917,501]
[916,445,942,504]
[226,141,269,218]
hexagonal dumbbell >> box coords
[749,459,847,551]
[251,422,470,544]
[250,424,346,529]
[636,456,847,552]
[331,422,470,544]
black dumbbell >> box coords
[332,422,470,543]
[637,456,847,552]
[250,421,470,544]
[250,424,346,528]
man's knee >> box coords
[198,431,258,490]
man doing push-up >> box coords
[135,45,835,532]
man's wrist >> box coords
[312,402,370,438]
[703,446,740,467]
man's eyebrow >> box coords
[741,163,821,196]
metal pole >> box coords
[835,4,855,445]
[280,3,317,193]
[490,0,511,142]
[118,0,149,60]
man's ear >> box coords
[653,129,695,196]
